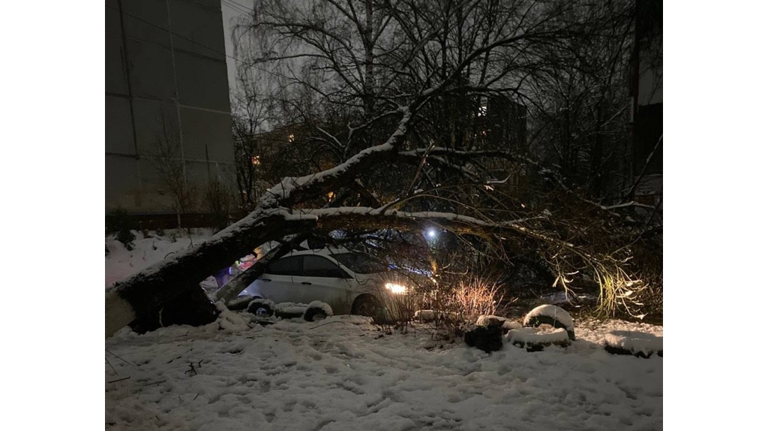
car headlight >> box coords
[385,283,408,294]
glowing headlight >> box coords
[385,283,408,294]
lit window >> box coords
[251,155,261,165]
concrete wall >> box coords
[106,0,233,213]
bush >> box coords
[374,290,419,333]
[204,178,233,233]
[423,274,511,335]
[106,208,136,250]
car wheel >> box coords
[247,298,274,317]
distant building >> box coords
[630,0,662,206]
[105,0,234,214]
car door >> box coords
[292,255,353,306]
[254,255,303,303]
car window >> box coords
[266,256,302,276]
[301,256,348,278]
[332,253,388,274]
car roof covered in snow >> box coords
[287,247,353,257]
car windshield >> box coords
[332,253,388,274]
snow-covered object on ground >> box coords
[503,320,522,330]
[106,317,662,430]
[604,330,663,357]
[274,302,308,316]
[523,304,575,340]
[305,301,333,317]
[214,302,252,333]
[507,327,571,350]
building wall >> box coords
[106,0,233,213]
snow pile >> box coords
[215,302,252,333]
[503,320,522,330]
[306,301,333,317]
[604,330,663,357]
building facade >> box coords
[106,0,234,214]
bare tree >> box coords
[149,115,197,234]
[203,175,235,233]
[230,57,276,211]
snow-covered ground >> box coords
[105,230,214,287]
[106,313,662,430]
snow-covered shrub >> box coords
[447,276,508,321]
[414,273,510,336]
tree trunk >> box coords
[105,212,315,337]
[214,239,300,303]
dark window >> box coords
[266,256,302,276]
[301,256,348,278]
[332,253,388,274]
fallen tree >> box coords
[106,198,648,336]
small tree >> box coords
[203,176,234,233]
[150,115,196,234]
